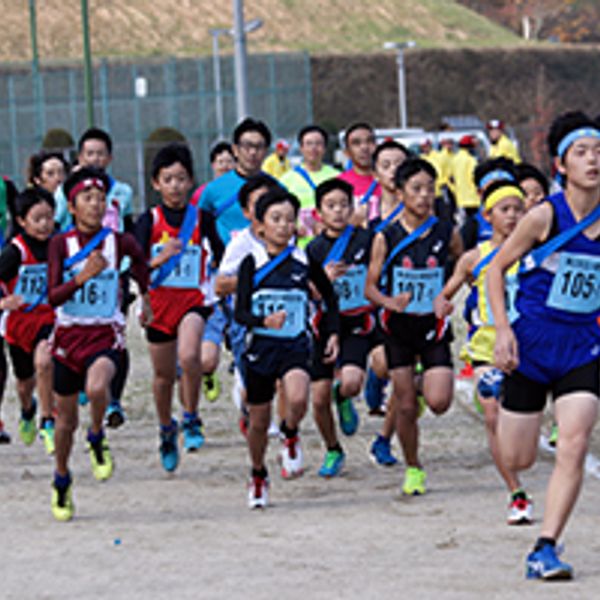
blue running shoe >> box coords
[78,392,89,406]
[526,544,573,581]
[105,401,126,429]
[159,421,179,472]
[318,449,345,478]
[334,381,359,436]
[478,368,504,400]
[370,434,398,466]
[182,416,204,452]
[364,368,387,412]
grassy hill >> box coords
[1,0,522,63]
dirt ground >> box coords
[2,320,600,600]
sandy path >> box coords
[1,323,599,600]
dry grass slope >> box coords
[0,0,521,63]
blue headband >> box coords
[480,169,515,189]
[557,127,600,158]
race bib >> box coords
[334,264,368,312]
[547,252,600,313]
[151,244,200,288]
[484,273,519,325]
[63,268,119,318]
[14,264,47,305]
[392,267,443,314]
[252,288,307,338]
[102,203,120,232]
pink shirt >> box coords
[190,182,208,208]
[338,169,381,220]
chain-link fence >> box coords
[0,52,313,212]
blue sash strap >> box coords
[381,216,438,277]
[151,204,197,289]
[323,225,355,266]
[360,180,378,205]
[374,203,404,234]
[64,227,111,269]
[294,165,316,190]
[472,246,500,279]
[521,202,600,273]
[253,246,294,287]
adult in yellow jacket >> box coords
[486,119,521,164]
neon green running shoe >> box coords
[88,437,114,481]
[51,482,74,522]
[203,372,221,403]
[417,394,427,418]
[402,466,427,496]
[19,415,37,446]
[548,424,559,448]
[40,420,55,455]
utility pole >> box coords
[232,0,249,121]
[29,0,44,143]
[81,0,95,127]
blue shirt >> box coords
[200,170,250,245]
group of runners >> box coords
[0,109,599,583]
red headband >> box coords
[68,177,106,203]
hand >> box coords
[0,294,24,311]
[386,292,412,314]
[76,250,108,285]
[494,325,519,373]
[323,334,339,364]
[434,294,454,319]
[159,238,183,263]
[324,261,349,282]
[264,310,286,330]
[139,293,153,327]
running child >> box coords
[0,187,56,453]
[135,143,223,472]
[307,179,372,477]
[235,188,339,508]
[365,158,463,495]
[488,111,600,580]
[515,162,549,211]
[48,167,150,521]
[434,179,531,524]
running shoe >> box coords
[364,368,387,412]
[0,419,11,444]
[370,435,398,466]
[247,475,270,509]
[51,481,74,522]
[334,381,359,436]
[402,466,427,495]
[457,362,474,379]
[507,493,533,526]
[478,368,504,400]
[159,422,179,472]
[40,419,55,455]
[182,415,205,452]
[318,449,345,478]
[87,436,114,481]
[78,392,89,406]
[203,372,221,403]
[548,424,559,448]
[280,435,304,479]
[18,399,37,446]
[417,393,427,418]
[526,544,573,580]
[105,401,126,429]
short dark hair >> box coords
[15,186,55,218]
[255,188,300,222]
[344,122,374,147]
[473,157,517,191]
[238,173,280,209]
[515,163,549,197]
[78,127,113,155]
[27,151,68,185]
[233,117,272,147]
[210,141,234,163]
[297,124,328,146]
[373,140,410,167]
[315,178,353,210]
[547,111,597,159]
[394,157,436,189]
[63,166,110,205]
[151,143,194,180]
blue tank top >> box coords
[516,192,600,326]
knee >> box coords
[427,395,452,416]
[557,432,589,465]
[34,352,52,374]
[86,380,109,403]
[312,389,330,412]
[396,397,418,421]
[56,408,78,433]
[341,376,363,398]
[201,353,218,374]
[178,349,201,374]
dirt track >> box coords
[2,322,599,600]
